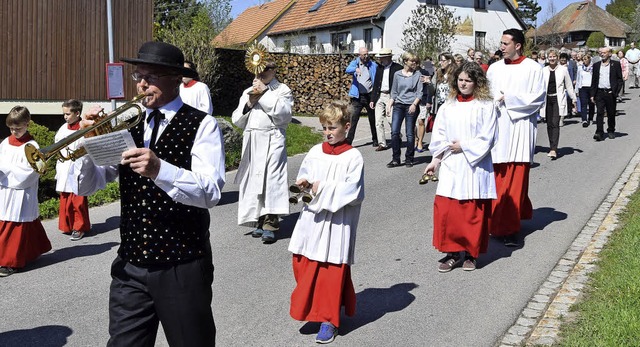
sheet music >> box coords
[82,130,136,166]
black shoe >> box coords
[504,234,520,247]
[372,142,379,147]
[387,160,401,168]
[593,133,604,142]
[582,121,589,128]
[608,132,615,139]
[405,160,414,168]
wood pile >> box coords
[212,49,359,116]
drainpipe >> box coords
[371,18,384,49]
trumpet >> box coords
[289,184,313,205]
[25,93,146,174]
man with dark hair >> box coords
[590,46,623,141]
[486,28,546,247]
[74,41,225,346]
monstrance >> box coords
[245,41,268,95]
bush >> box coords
[587,32,605,49]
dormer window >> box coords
[309,0,326,12]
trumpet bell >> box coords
[25,143,48,174]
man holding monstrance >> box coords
[232,43,294,244]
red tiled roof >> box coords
[213,0,295,47]
[267,0,394,35]
[531,1,631,38]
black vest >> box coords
[118,105,210,265]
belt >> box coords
[598,88,612,93]
[547,93,557,97]
[381,91,390,94]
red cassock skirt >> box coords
[290,254,356,328]
[0,220,52,268]
[59,192,91,233]
[489,162,533,236]
[432,195,491,258]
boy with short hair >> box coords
[55,99,90,241]
[288,100,365,344]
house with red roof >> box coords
[220,0,525,56]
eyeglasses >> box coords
[131,72,174,83]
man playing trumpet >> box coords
[73,41,225,346]
[232,61,293,244]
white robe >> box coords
[487,58,546,163]
[430,98,498,200]
[288,144,364,265]
[0,138,40,222]
[539,65,577,119]
[54,124,82,193]
[232,78,293,225]
[179,81,213,115]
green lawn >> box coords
[557,189,640,346]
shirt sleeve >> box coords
[256,84,293,127]
[153,115,226,209]
[305,153,364,213]
[460,102,497,167]
[502,66,547,121]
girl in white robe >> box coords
[424,62,497,273]
[288,100,364,344]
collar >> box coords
[456,94,474,102]
[67,121,80,130]
[144,96,184,125]
[8,132,33,146]
[182,80,197,88]
[504,55,526,65]
[322,140,352,155]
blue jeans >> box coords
[579,88,594,122]
[391,103,417,162]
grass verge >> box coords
[557,189,640,346]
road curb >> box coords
[498,148,640,346]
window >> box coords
[474,0,486,10]
[309,36,317,53]
[423,0,437,4]
[364,28,373,51]
[610,38,622,47]
[347,0,356,3]
[284,40,291,53]
[309,0,326,12]
[475,31,486,51]
[331,32,350,52]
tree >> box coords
[516,0,542,28]
[401,5,461,59]
[606,0,637,27]
[586,31,605,48]
[153,0,232,96]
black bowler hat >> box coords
[121,41,197,78]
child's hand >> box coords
[296,179,310,188]
[312,181,320,195]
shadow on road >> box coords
[24,242,120,272]
[0,325,72,347]
[297,282,417,336]
[217,190,239,206]
[479,207,567,269]
[89,216,120,236]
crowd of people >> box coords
[0,28,635,345]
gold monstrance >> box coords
[245,41,268,95]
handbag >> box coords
[426,114,435,133]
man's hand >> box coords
[252,78,268,94]
[369,102,375,109]
[449,140,462,154]
[121,148,161,179]
[79,105,105,137]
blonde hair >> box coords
[318,100,352,126]
[401,52,420,65]
[6,106,31,126]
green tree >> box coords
[586,31,606,48]
[401,5,461,59]
[153,0,232,97]
[516,0,542,28]
[606,0,637,27]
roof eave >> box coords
[247,0,296,44]
[269,16,385,36]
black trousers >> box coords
[347,93,377,144]
[545,95,560,151]
[107,256,216,347]
[594,89,616,135]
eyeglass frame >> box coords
[131,72,175,84]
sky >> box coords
[230,0,615,22]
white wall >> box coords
[266,0,523,56]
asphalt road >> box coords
[1,89,640,347]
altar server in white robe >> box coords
[179,61,213,115]
[424,62,497,273]
[486,28,546,247]
[232,61,293,243]
[288,100,364,344]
